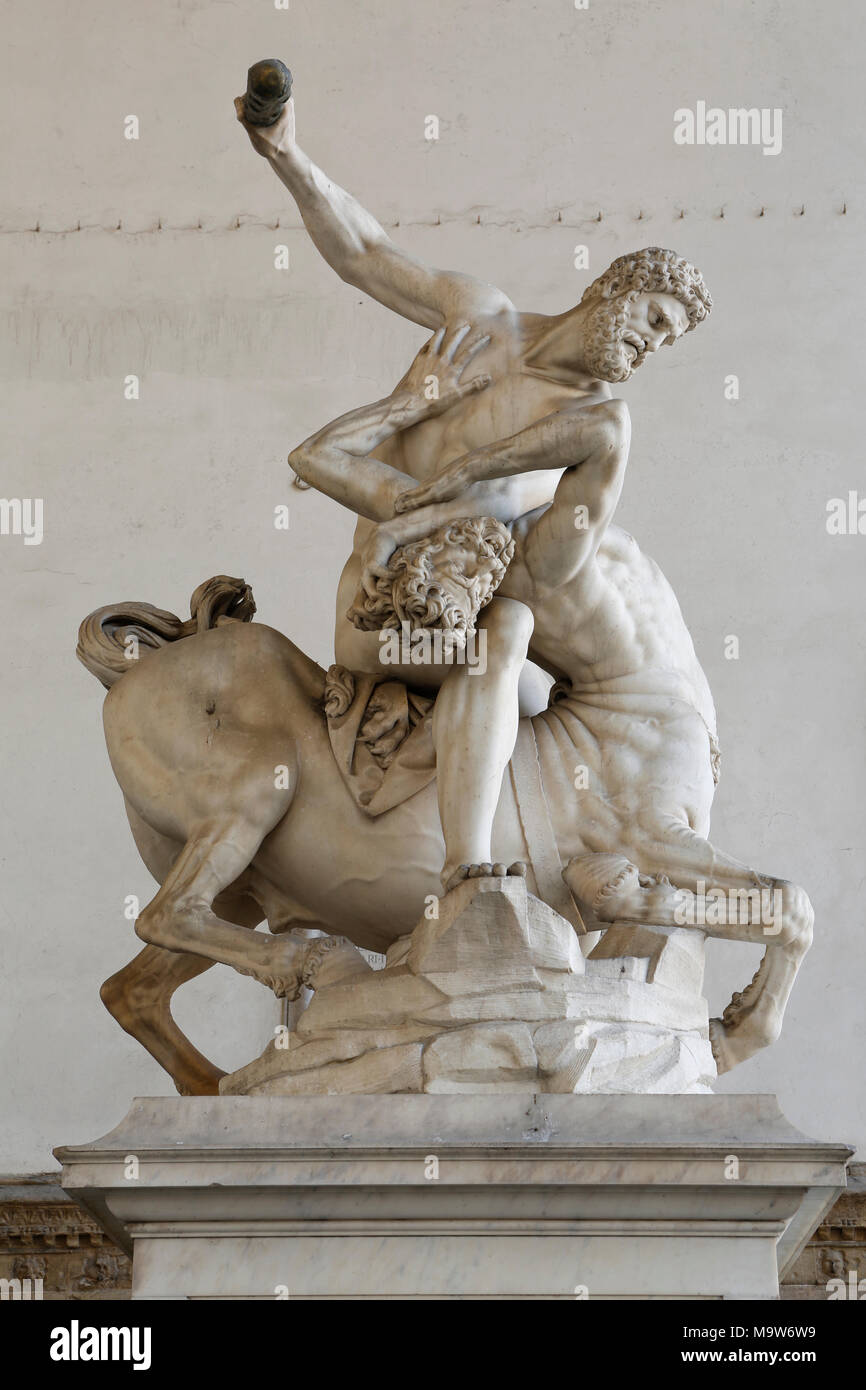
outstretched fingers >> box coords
[441,322,473,361]
[452,328,490,369]
[425,322,491,377]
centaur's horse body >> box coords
[111,620,499,951]
[80,577,812,1096]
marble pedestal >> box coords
[56,1095,851,1300]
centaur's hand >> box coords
[234,94,296,157]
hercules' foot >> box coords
[443,861,526,894]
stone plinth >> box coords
[221,876,716,1096]
[55,1095,852,1300]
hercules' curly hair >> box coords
[580,247,712,332]
[348,516,514,639]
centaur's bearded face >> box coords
[418,533,502,637]
[583,290,690,383]
[347,518,514,641]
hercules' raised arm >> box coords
[236,91,511,329]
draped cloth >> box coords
[325,666,438,816]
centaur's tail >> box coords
[76,575,256,689]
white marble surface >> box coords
[56,1094,852,1300]
[221,879,716,1097]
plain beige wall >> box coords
[1,0,863,1169]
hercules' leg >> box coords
[433,597,532,890]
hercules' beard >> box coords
[582,293,645,382]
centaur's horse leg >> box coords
[125,710,313,996]
[101,944,228,1096]
[565,829,813,1074]
[100,806,268,1094]
[134,806,312,998]
[78,584,343,1085]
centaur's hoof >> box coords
[709,1017,736,1074]
[709,992,783,1074]
[253,934,372,998]
[709,1015,761,1074]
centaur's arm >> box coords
[236,97,511,329]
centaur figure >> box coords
[73,86,811,1096]
[79,337,811,1094]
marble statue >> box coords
[74,68,812,1098]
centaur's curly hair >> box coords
[581,247,712,332]
[348,516,514,640]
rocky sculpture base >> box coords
[56,1095,852,1300]
[221,876,716,1097]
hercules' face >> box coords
[621,292,690,366]
[585,290,690,383]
